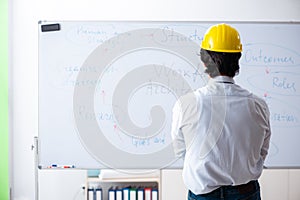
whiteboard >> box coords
[38,21,300,169]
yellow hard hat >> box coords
[201,23,242,53]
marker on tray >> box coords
[61,165,75,168]
[48,164,58,168]
[48,164,75,168]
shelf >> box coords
[86,170,161,200]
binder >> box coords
[152,188,158,200]
[144,188,152,200]
[108,188,116,200]
[130,188,137,200]
[116,188,123,200]
[96,188,102,200]
[123,187,130,200]
[88,188,94,200]
[137,188,144,200]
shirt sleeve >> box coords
[254,97,272,161]
[261,105,271,161]
[171,100,186,159]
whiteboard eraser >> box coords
[41,24,60,32]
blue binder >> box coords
[108,188,116,200]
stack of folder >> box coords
[88,187,102,200]
[108,186,158,200]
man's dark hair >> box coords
[200,49,242,78]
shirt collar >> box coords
[209,76,235,84]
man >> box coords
[171,23,271,200]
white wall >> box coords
[10,0,300,199]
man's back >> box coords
[171,76,271,194]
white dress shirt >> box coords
[171,76,271,195]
